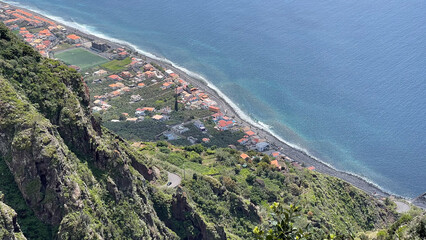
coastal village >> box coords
[0,3,316,172]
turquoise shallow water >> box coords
[5,0,426,197]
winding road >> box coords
[166,172,182,188]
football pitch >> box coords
[54,48,108,70]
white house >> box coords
[256,142,270,152]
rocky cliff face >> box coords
[0,200,26,240]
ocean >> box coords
[5,0,425,198]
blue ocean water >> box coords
[6,0,425,197]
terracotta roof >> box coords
[142,107,155,112]
[270,160,280,169]
[108,75,122,80]
[245,130,255,136]
[66,34,81,40]
[152,115,164,120]
[16,9,32,17]
[218,120,233,128]
[209,106,220,112]
[240,153,249,159]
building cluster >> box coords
[1,3,317,173]
[0,5,65,57]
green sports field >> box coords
[54,48,108,70]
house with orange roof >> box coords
[34,15,56,26]
[237,138,249,145]
[66,34,81,43]
[143,63,154,71]
[35,44,46,50]
[120,71,132,78]
[137,83,145,88]
[177,79,186,85]
[24,33,34,39]
[39,50,47,57]
[245,130,255,136]
[142,107,155,112]
[118,51,129,59]
[202,138,210,143]
[19,29,29,35]
[307,166,316,171]
[4,18,21,25]
[152,115,164,121]
[209,106,220,113]
[108,82,125,89]
[270,160,281,170]
[108,75,123,81]
[93,69,108,76]
[271,152,280,157]
[144,71,155,78]
[126,118,138,122]
[218,120,234,131]
[16,9,32,17]
[110,90,121,97]
[211,112,224,120]
[39,29,52,37]
[169,73,179,79]
[240,153,250,160]
[176,87,184,94]
[162,82,174,90]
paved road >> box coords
[166,172,182,188]
[395,201,410,213]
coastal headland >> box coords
[0,0,421,208]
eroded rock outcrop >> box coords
[0,200,26,240]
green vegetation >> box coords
[136,143,397,239]
[253,203,311,240]
[100,57,131,71]
[104,119,168,141]
[54,48,108,70]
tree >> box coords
[253,203,310,240]
[246,174,256,185]
[253,203,339,240]
[174,92,179,111]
